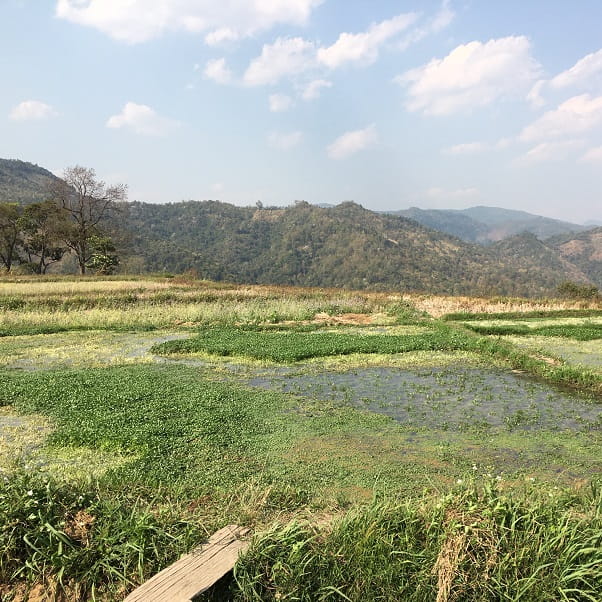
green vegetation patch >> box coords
[442,308,602,321]
[152,326,471,363]
[0,364,289,490]
[466,322,602,340]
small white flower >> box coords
[496,476,502,481]
[456,479,463,485]
[27,490,34,496]
[472,465,477,471]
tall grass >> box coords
[0,471,204,600]
[234,481,602,601]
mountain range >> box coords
[1,158,601,296]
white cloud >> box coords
[106,102,179,136]
[327,125,377,160]
[268,93,293,112]
[55,0,323,44]
[517,139,585,165]
[243,37,315,86]
[429,0,455,33]
[525,48,602,107]
[580,146,602,163]
[317,13,417,69]
[9,100,57,121]
[425,186,480,200]
[527,80,547,108]
[397,36,541,115]
[397,0,454,51]
[204,27,239,46]
[204,58,232,84]
[520,94,602,142]
[301,79,332,100]
[550,48,602,90]
[443,142,488,155]
[267,130,303,150]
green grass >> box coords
[0,472,204,600]
[466,322,602,340]
[442,308,602,321]
[232,481,602,602]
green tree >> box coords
[50,166,127,274]
[19,201,68,274]
[557,280,599,299]
[0,202,22,272]
[86,235,119,275]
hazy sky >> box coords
[2,1,601,222]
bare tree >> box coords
[51,166,127,274]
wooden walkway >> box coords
[124,525,250,602]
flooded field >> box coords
[247,365,601,433]
[504,335,602,370]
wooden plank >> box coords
[125,525,250,602]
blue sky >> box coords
[2,1,602,223]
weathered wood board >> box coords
[124,524,250,602]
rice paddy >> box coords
[0,276,600,600]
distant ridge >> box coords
[387,205,587,244]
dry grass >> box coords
[0,278,173,297]
[404,294,602,318]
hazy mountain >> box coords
[0,159,58,204]
[389,205,587,244]
[389,207,489,243]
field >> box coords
[0,277,601,601]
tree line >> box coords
[0,166,126,274]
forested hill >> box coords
[121,200,596,296]
[2,158,599,295]
[0,159,58,204]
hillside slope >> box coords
[123,201,596,296]
[0,159,58,204]
[550,227,602,286]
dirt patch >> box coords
[559,239,586,257]
[64,510,95,546]
[530,353,562,366]
[312,312,382,325]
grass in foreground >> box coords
[231,480,602,602]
